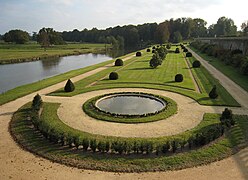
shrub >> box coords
[32,94,43,111]
[209,85,218,99]
[136,51,142,57]
[150,52,162,68]
[90,139,97,152]
[192,60,201,68]
[183,48,188,52]
[146,48,151,52]
[186,52,192,57]
[161,142,170,154]
[109,72,119,80]
[220,108,235,127]
[240,59,248,75]
[231,49,243,56]
[152,50,155,53]
[82,138,89,151]
[166,43,171,49]
[175,48,180,53]
[64,79,75,92]
[152,46,156,49]
[114,59,123,66]
[157,46,167,60]
[175,74,183,82]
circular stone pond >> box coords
[95,93,166,116]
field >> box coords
[0,42,108,64]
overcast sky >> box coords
[0,0,247,34]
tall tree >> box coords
[173,31,182,43]
[37,27,64,48]
[3,29,29,44]
[210,17,237,37]
[191,18,207,37]
[241,20,248,36]
[154,21,170,44]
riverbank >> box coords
[0,43,109,64]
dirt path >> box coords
[0,51,248,179]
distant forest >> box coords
[1,17,248,49]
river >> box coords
[0,53,112,94]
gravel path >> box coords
[0,51,248,179]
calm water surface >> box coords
[0,53,111,94]
[97,95,166,115]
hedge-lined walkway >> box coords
[43,88,247,138]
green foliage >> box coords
[32,94,43,111]
[175,48,180,53]
[114,59,123,66]
[3,29,29,44]
[186,52,192,57]
[157,46,167,60]
[136,51,142,57]
[149,51,162,68]
[220,108,235,127]
[173,31,183,43]
[175,74,183,82]
[109,72,119,80]
[192,60,201,68]
[146,48,151,52]
[209,85,218,99]
[166,43,171,49]
[64,79,75,92]
[37,27,65,48]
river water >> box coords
[0,53,112,94]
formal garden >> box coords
[9,44,248,172]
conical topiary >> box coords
[32,94,43,111]
[64,79,75,92]
[209,85,218,99]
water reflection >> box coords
[0,53,111,94]
[97,95,165,115]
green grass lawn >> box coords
[189,46,248,93]
[50,48,239,106]
[0,42,108,63]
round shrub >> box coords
[183,48,188,52]
[64,79,75,92]
[192,60,201,68]
[152,46,156,49]
[114,59,123,66]
[146,48,151,52]
[186,52,192,57]
[209,85,218,99]
[136,52,142,57]
[175,48,180,53]
[175,74,183,82]
[152,50,156,53]
[109,72,119,80]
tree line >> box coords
[1,16,248,48]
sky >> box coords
[0,0,247,34]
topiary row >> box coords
[29,95,229,156]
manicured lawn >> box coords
[0,42,108,63]
[10,102,248,172]
[50,48,239,106]
[189,46,248,93]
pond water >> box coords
[96,94,166,116]
[0,53,111,94]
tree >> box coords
[191,18,207,37]
[154,21,170,44]
[3,29,29,44]
[150,52,162,68]
[32,94,43,111]
[241,20,248,36]
[209,85,218,99]
[209,17,237,37]
[37,27,65,48]
[172,31,182,43]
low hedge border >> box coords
[83,92,177,123]
[9,102,248,172]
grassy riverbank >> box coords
[0,42,109,64]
